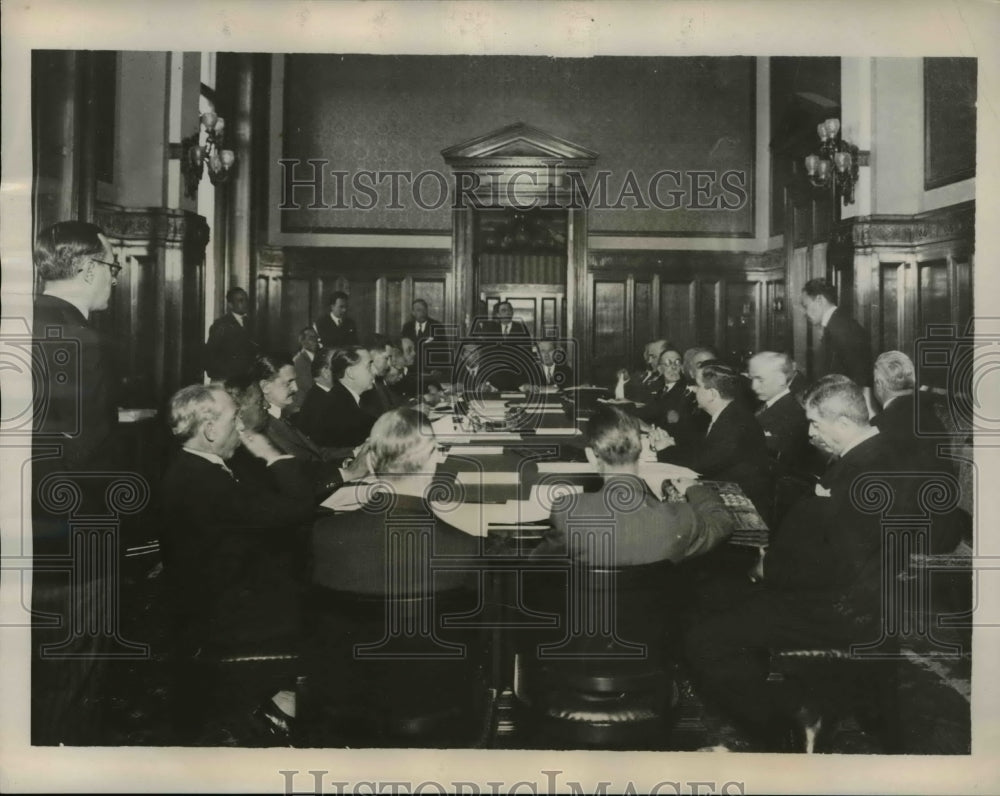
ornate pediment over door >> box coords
[442,122,599,206]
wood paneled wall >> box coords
[93,203,209,408]
[586,250,787,385]
[827,201,974,390]
[254,247,454,355]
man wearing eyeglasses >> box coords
[31,220,122,745]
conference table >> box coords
[325,387,770,699]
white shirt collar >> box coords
[267,403,282,419]
[231,311,245,326]
[839,425,879,458]
[330,312,342,325]
[821,306,836,328]
[315,381,331,392]
[765,387,791,409]
[300,348,314,361]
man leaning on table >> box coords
[534,405,734,566]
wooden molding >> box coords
[95,202,210,251]
[830,201,975,251]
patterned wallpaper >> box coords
[280,55,755,237]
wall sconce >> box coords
[180,112,236,199]
[803,118,869,206]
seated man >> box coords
[747,351,815,476]
[518,339,575,392]
[302,409,485,743]
[612,338,667,403]
[159,384,317,741]
[684,377,900,750]
[452,341,500,395]
[871,351,966,551]
[290,326,320,414]
[636,345,698,445]
[535,405,733,566]
[297,345,376,448]
[653,361,772,515]
[360,336,406,418]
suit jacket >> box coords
[755,391,812,473]
[474,318,532,339]
[361,376,407,418]
[657,400,772,514]
[204,312,258,381]
[872,392,948,467]
[401,316,448,346]
[296,381,374,448]
[159,450,316,651]
[766,433,898,630]
[821,309,872,387]
[535,475,733,566]
[290,349,315,413]
[640,378,699,445]
[311,492,481,595]
[32,294,122,557]
[314,313,358,348]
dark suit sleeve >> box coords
[657,417,746,477]
[203,458,315,531]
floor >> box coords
[94,561,972,753]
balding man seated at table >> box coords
[297,345,376,448]
[534,406,733,566]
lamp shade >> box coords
[823,118,841,138]
[833,151,852,172]
[804,154,820,175]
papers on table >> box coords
[444,446,505,456]
[531,427,581,436]
[430,484,582,537]
[455,470,520,486]
[534,461,700,499]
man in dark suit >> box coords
[471,301,535,391]
[521,339,575,391]
[290,326,320,414]
[297,345,376,448]
[31,221,122,745]
[159,384,316,740]
[314,290,358,348]
[653,362,772,515]
[305,408,484,735]
[639,345,699,445]
[747,351,813,474]
[612,338,667,403]
[361,337,407,417]
[534,406,733,566]
[205,286,258,381]
[685,377,900,750]
[400,298,447,346]
[872,351,964,552]
[801,277,873,397]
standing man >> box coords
[205,287,258,382]
[314,290,358,348]
[800,278,873,396]
[31,220,123,744]
[290,326,320,413]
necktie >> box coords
[417,322,424,335]
[546,366,553,384]
[502,323,510,337]
[220,462,236,480]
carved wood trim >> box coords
[95,202,210,252]
[830,201,975,252]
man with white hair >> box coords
[613,338,668,402]
[872,350,947,463]
[747,351,811,474]
[160,384,315,742]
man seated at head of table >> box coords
[296,345,377,449]
[533,405,734,566]
[651,361,772,516]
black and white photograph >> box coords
[1,1,998,793]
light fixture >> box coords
[180,111,236,198]
[803,118,869,206]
